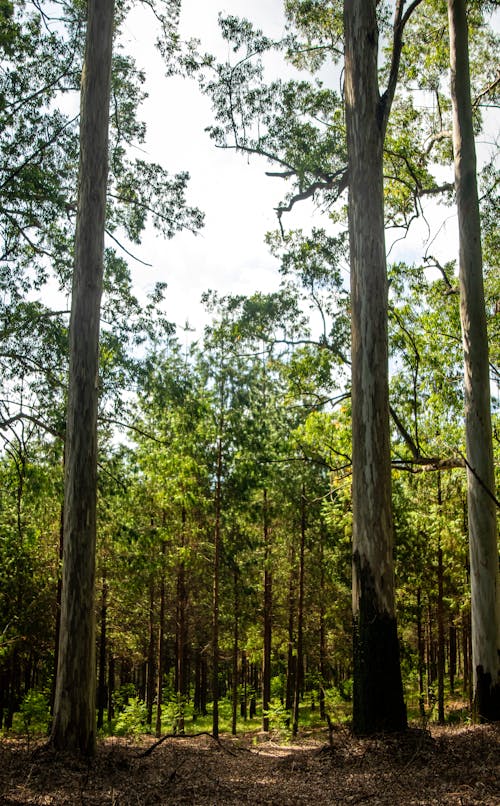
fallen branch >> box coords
[139,731,237,758]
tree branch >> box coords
[380,0,424,136]
[0,412,64,441]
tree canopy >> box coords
[0,0,498,750]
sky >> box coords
[121,1,308,340]
[118,0,489,342]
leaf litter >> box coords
[0,723,499,805]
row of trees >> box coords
[0,288,495,732]
[0,0,498,753]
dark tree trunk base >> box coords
[353,608,407,736]
[475,666,500,723]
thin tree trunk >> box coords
[50,502,64,716]
[146,583,155,731]
[50,0,114,755]
[232,565,239,736]
[447,0,500,722]
[437,544,445,724]
[97,576,107,731]
[416,588,426,720]
[176,508,188,735]
[212,433,223,738]
[155,539,166,738]
[262,488,272,732]
[285,546,295,715]
[319,548,327,721]
[201,653,208,717]
[344,0,406,735]
[449,624,457,695]
[240,649,247,720]
[292,485,306,737]
[249,663,257,719]
[107,654,115,724]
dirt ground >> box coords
[0,723,499,805]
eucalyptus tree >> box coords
[386,0,499,719]
[0,0,203,442]
[49,0,115,756]
[192,0,432,733]
[447,0,499,721]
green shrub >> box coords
[16,690,50,736]
[113,696,148,736]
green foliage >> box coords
[1,0,498,748]
[17,690,50,736]
[113,697,149,737]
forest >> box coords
[0,0,499,800]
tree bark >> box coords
[146,583,156,731]
[437,544,445,724]
[416,588,426,720]
[344,0,406,735]
[212,432,223,738]
[50,0,114,756]
[176,508,188,735]
[155,539,166,737]
[292,485,306,737]
[232,566,239,736]
[319,535,327,721]
[447,0,500,722]
[262,488,272,732]
[97,576,108,731]
[285,544,296,715]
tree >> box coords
[343,0,413,734]
[0,1,202,446]
[447,0,500,721]
[50,0,115,755]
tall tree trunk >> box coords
[292,485,306,737]
[97,576,107,731]
[344,0,406,735]
[447,0,500,723]
[285,545,296,715]
[416,588,426,720]
[437,473,445,725]
[262,488,272,732]
[212,433,223,738]
[437,543,445,724]
[146,583,155,731]
[155,539,166,737]
[240,649,247,720]
[232,565,239,736]
[176,508,188,735]
[50,0,114,756]
[449,623,457,695]
[319,538,327,721]
[108,654,115,724]
[50,502,64,716]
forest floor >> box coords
[0,723,499,805]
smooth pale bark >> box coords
[50,0,114,755]
[447,0,500,721]
[344,0,406,735]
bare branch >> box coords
[473,71,500,108]
[380,0,424,135]
[0,412,64,441]
[104,229,153,266]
